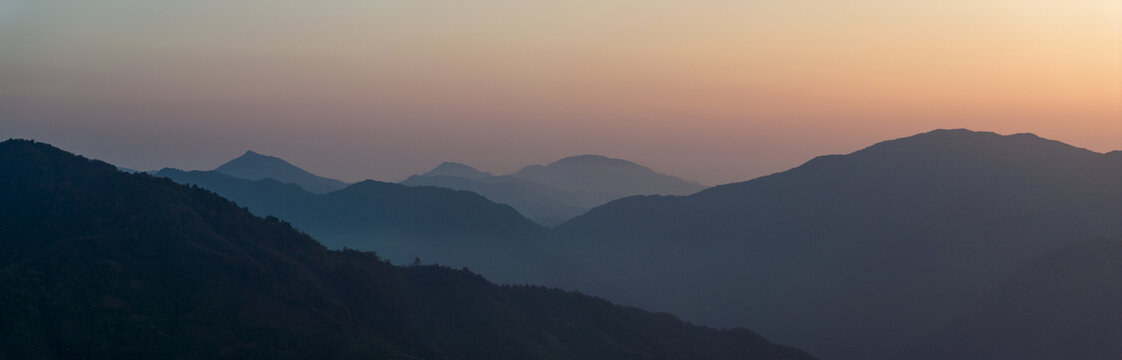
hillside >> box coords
[907,237,1122,359]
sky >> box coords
[2,0,1119,185]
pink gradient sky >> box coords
[2,1,1119,185]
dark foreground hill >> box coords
[907,237,1122,360]
[0,139,815,360]
[214,150,348,193]
[551,129,1122,359]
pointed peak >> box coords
[213,150,348,193]
[337,179,401,192]
[236,150,275,159]
[216,152,290,173]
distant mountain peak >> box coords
[549,154,642,168]
[556,154,614,161]
[424,161,492,179]
[342,179,395,190]
[221,150,284,165]
[511,154,704,196]
[213,150,348,194]
[234,149,272,159]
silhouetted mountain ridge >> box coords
[511,154,704,197]
[404,155,705,225]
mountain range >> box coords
[0,139,815,360]
[154,152,708,281]
[404,155,705,225]
[198,151,702,226]
[72,128,1122,359]
[548,129,1122,359]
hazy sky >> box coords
[2,1,1119,185]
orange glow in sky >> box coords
[2,1,1119,184]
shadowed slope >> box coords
[908,237,1122,360]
